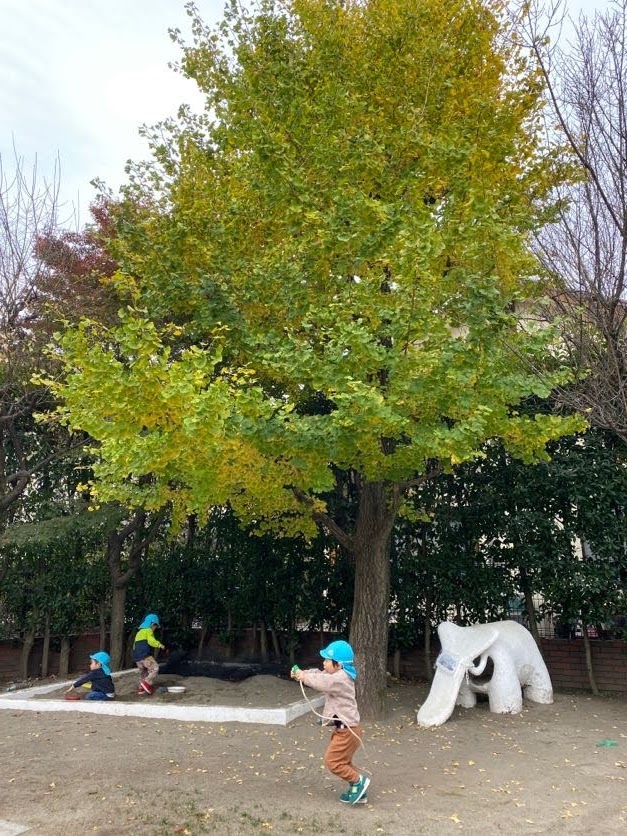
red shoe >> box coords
[140,679,154,694]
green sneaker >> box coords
[340,791,367,804]
[340,774,370,805]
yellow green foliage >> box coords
[49,0,585,530]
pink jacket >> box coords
[300,667,360,727]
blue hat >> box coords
[90,651,111,676]
[320,640,354,664]
[139,613,160,629]
[320,640,357,680]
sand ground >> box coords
[1,674,626,835]
[34,670,302,707]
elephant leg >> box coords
[456,677,477,708]
[487,656,523,714]
[523,662,553,704]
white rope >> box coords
[297,678,368,761]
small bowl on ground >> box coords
[167,686,186,694]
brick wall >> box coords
[540,638,627,692]
[1,631,626,693]
[0,633,103,683]
[0,642,21,682]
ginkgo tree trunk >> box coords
[49,0,584,719]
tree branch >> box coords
[292,487,354,551]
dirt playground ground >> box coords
[1,673,626,835]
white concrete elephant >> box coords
[416,620,553,728]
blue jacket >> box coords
[73,668,115,696]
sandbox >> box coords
[0,669,324,725]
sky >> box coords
[0,0,610,227]
[0,0,224,224]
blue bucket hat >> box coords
[320,640,357,680]
[90,651,111,676]
[139,613,160,629]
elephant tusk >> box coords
[467,652,489,676]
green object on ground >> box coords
[595,739,618,747]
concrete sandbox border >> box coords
[0,669,324,725]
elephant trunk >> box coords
[416,662,468,727]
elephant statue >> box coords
[417,620,553,728]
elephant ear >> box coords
[437,622,500,668]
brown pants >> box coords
[136,656,159,684]
[323,726,363,783]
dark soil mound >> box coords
[159,656,285,681]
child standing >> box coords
[133,613,166,695]
[66,651,115,700]
[291,640,370,805]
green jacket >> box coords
[133,627,164,662]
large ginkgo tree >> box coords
[51,0,584,717]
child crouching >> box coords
[66,651,115,700]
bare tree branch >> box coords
[0,146,73,524]
[523,0,627,444]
